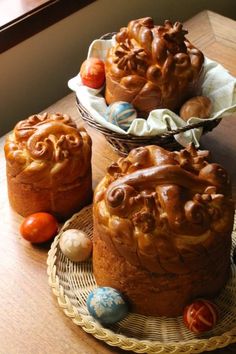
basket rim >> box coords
[76,96,221,142]
[47,205,236,354]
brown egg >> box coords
[179,96,212,121]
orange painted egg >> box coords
[20,212,58,244]
[80,58,105,89]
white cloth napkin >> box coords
[68,38,236,147]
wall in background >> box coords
[1,0,235,134]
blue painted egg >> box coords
[87,287,129,324]
[106,101,137,131]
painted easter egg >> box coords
[87,287,129,324]
[59,229,92,262]
[20,212,58,244]
[80,58,105,89]
[183,299,218,334]
[106,101,137,131]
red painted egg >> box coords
[80,58,105,89]
[183,299,218,334]
[20,212,58,244]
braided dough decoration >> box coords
[4,113,92,218]
[105,17,204,116]
[93,144,234,316]
[94,144,234,273]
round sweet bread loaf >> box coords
[105,17,204,117]
[4,113,92,219]
[93,144,235,316]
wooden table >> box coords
[0,10,236,354]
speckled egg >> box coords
[59,229,92,262]
[106,101,137,130]
[87,287,129,324]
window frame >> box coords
[0,0,96,53]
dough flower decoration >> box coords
[105,17,204,115]
[114,41,148,72]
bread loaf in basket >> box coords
[105,17,204,117]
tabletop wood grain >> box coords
[0,10,235,354]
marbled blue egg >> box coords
[106,101,137,131]
[86,287,129,324]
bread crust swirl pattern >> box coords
[105,17,204,115]
[94,144,234,275]
[4,113,91,187]
[4,113,92,218]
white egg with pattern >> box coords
[59,229,92,262]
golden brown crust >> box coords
[105,17,204,116]
[93,227,230,316]
[179,96,212,120]
[93,144,235,316]
[4,113,92,219]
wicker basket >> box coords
[76,96,220,156]
[76,32,221,156]
[47,205,236,354]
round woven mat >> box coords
[47,205,236,353]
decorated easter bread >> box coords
[93,144,234,317]
[4,113,92,219]
[105,17,204,117]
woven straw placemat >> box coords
[47,205,236,354]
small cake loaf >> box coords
[105,17,204,116]
[4,113,92,219]
[93,144,234,317]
